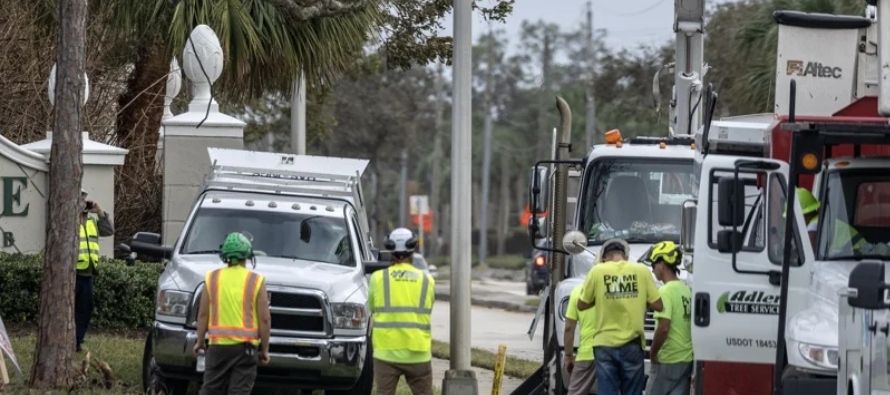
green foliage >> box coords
[0,254,163,329]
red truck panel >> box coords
[700,361,774,395]
[769,96,890,191]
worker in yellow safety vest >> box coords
[369,228,435,395]
[194,232,271,395]
[796,187,820,247]
[76,188,114,352]
[794,188,871,255]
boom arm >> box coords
[671,0,706,137]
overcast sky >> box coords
[437,0,738,55]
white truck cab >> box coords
[131,148,386,395]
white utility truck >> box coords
[672,2,890,395]
[837,260,890,395]
[130,148,386,395]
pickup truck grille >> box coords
[268,287,329,338]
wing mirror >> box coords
[129,232,173,260]
[847,261,890,310]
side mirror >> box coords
[717,177,745,227]
[363,259,390,275]
[848,261,889,310]
[562,230,588,255]
[716,230,742,253]
[680,200,697,252]
[130,231,173,260]
[528,166,550,214]
[528,217,547,241]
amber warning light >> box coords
[605,129,622,144]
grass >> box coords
[430,340,539,380]
[524,297,540,307]
[3,332,438,395]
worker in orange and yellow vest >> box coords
[193,232,271,395]
[369,228,436,395]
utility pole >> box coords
[585,1,597,148]
[442,0,478,392]
[399,149,408,228]
[429,62,445,257]
[479,24,494,267]
[536,32,552,158]
[290,71,306,154]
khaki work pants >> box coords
[373,358,433,395]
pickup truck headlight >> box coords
[332,303,367,330]
[799,342,838,370]
[157,290,193,321]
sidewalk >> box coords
[431,358,524,394]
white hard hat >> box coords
[385,227,417,253]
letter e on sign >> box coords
[2,177,29,217]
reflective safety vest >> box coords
[370,264,434,355]
[831,219,866,252]
[205,266,264,346]
[76,218,100,273]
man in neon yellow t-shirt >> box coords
[647,241,693,395]
[578,239,663,395]
[565,283,596,394]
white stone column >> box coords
[158,57,182,167]
[23,64,128,257]
[161,24,245,246]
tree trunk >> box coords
[113,41,169,245]
[496,154,510,255]
[30,0,86,388]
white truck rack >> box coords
[202,147,374,249]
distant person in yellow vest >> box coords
[369,228,435,395]
[193,232,271,395]
[647,241,693,395]
[796,187,820,246]
[75,188,114,352]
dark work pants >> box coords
[199,343,259,395]
[75,275,94,350]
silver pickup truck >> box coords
[130,148,387,395]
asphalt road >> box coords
[431,301,544,363]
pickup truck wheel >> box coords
[327,337,374,395]
[142,333,189,395]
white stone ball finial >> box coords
[164,57,183,119]
[48,63,90,107]
[182,25,224,105]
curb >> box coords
[434,291,537,314]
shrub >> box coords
[0,253,163,329]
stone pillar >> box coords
[161,24,245,246]
[22,64,128,257]
[158,57,182,167]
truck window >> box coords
[579,158,696,245]
[819,172,890,260]
[706,171,765,252]
[181,207,356,266]
[766,173,803,267]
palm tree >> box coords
[734,0,865,112]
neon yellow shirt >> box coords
[565,286,595,361]
[579,260,659,348]
[653,280,693,363]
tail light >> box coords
[535,256,545,267]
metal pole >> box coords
[479,25,494,268]
[290,71,306,155]
[585,1,597,148]
[443,0,478,392]
[400,149,408,228]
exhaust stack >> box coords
[878,0,890,116]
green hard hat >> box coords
[796,187,820,215]
[220,232,252,263]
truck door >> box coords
[691,155,812,395]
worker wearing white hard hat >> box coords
[368,228,435,395]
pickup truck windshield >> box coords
[181,207,356,266]
[819,171,890,260]
[579,157,696,245]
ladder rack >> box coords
[201,148,374,251]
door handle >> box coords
[694,293,710,327]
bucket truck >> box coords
[646,1,890,394]
[511,2,705,394]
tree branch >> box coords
[263,0,372,20]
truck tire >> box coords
[327,337,374,395]
[142,333,190,395]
